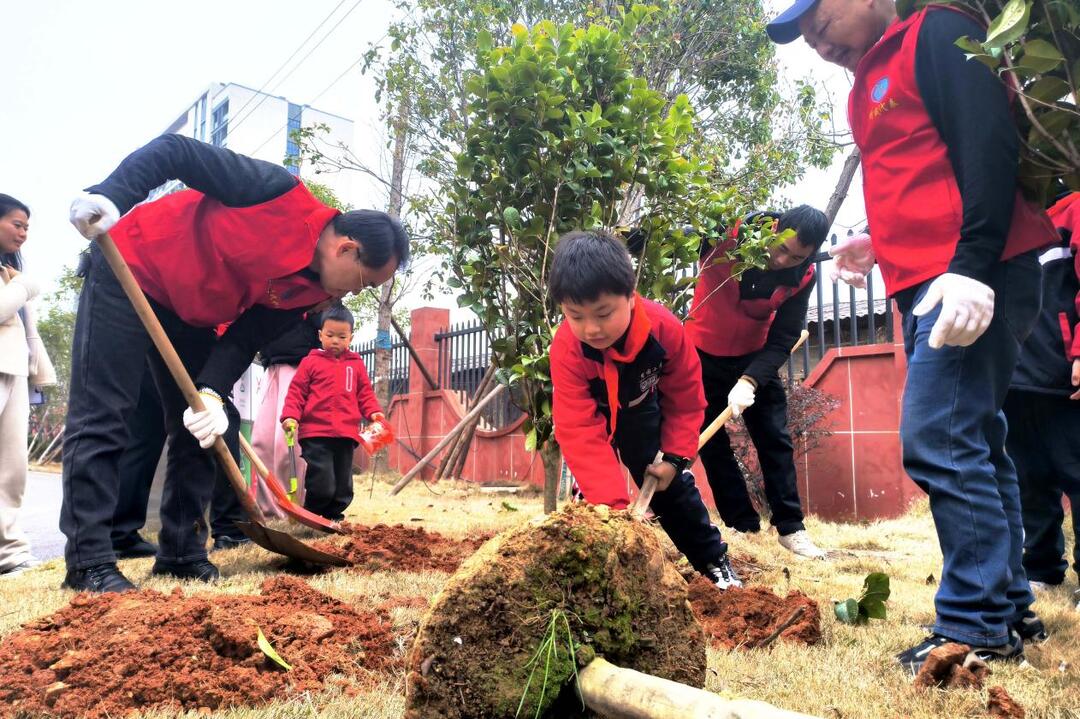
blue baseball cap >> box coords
[766,0,820,44]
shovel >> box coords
[631,329,810,517]
[95,231,350,567]
[237,434,346,535]
[284,424,300,501]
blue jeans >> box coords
[898,253,1041,647]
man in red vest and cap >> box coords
[62,134,409,593]
[686,206,830,559]
[766,0,1057,672]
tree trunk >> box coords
[540,441,560,514]
[374,97,412,472]
[823,148,861,226]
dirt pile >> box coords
[686,576,822,649]
[312,523,490,573]
[912,642,991,690]
[0,576,396,718]
[988,686,1025,718]
[405,503,705,719]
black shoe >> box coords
[897,632,1024,675]
[211,535,252,552]
[62,563,137,593]
[702,555,743,590]
[151,558,220,582]
[1012,613,1048,643]
[113,534,158,559]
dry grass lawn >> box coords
[2,477,1078,719]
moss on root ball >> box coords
[405,503,706,719]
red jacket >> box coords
[1048,193,1080,361]
[550,296,705,508]
[280,349,382,442]
[109,182,337,327]
[686,235,814,357]
[848,6,1056,295]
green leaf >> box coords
[834,598,860,625]
[861,598,888,620]
[1026,77,1071,104]
[500,500,519,512]
[256,627,292,671]
[524,427,538,452]
[861,572,891,603]
[985,0,1031,50]
[503,206,521,227]
[477,30,493,53]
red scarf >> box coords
[601,295,652,439]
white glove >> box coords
[827,233,874,289]
[727,378,756,418]
[69,192,120,239]
[912,273,995,349]
[182,391,229,449]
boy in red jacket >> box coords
[281,305,386,521]
[549,230,741,589]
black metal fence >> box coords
[435,323,525,429]
[354,330,411,399]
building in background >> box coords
[149,82,354,201]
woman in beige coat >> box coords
[0,194,56,577]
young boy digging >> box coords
[548,229,741,589]
[281,305,387,522]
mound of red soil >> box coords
[0,576,396,719]
[913,642,991,691]
[686,576,821,649]
[988,686,1025,718]
[313,523,490,573]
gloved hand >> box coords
[912,273,995,349]
[827,233,874,288]
[183,391,229,449]
[727,377,756,418]
[69,192,120,239]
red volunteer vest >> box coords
[848,6,1056,295]
[109,182,339,327]
[686,235,814,357]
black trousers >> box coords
[1003,390,1080,585]
[300,436,357,521]
[612,405,727,573]
[110,363,166,548]
[61,244,219,569]
[697,350,806,536]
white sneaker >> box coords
[1029,580,1055,593]
[703,555,743,590]
[778,530,827,559]
[0,557,41,578]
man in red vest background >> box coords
[62,134,409,593]
[767,0,1057,672]
[686,206,829,559]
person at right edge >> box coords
[1003,190,1080,602]
[685,205,830,559]
[766,0,1057,672]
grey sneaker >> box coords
[778,530,827,559]
[703,555,743,590]
[0,558,40,578]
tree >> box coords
[898,0,1079,202]
[442,14,773,510]
[29,264,83,457]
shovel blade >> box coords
[234,521,351,567]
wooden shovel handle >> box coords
[95,232,266,523]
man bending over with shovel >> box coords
[62,134,408,593]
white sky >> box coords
[1,0,867,334]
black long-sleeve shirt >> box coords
[915,9,1018,284]
[87,134,316,395]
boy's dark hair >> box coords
[321,304,355,331]
[778,204,829,251]
[549,229,636,305]
[332,210,410,271]
[0,194,29,271]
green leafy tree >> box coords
[899,0,1079,202]
[29,264,83,455]
[443,15,771,509]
